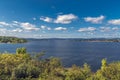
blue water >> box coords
[0,39,120,71]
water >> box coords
[0,39,120,71]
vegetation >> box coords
[0,48,120,80]
[0,36,27,43]
[74,38,120,42]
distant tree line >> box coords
[0,36,27,43]
[0,48,120,80]
[75,38,120,42]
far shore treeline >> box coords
[1,36,120,43]
[0,48,120,80]
[0,36,27,43]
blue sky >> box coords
[0,0,120,38]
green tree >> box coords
[101,59,107,70]
[11,62,40,79]
[16,47,27,54]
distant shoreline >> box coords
[26,38,120,42]
[74,39,120,42]
[1,36,120,43]
[0,36,27,43]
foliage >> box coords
[101,58,107,70]
[0,36,27,43]
[11,62,40,79]
[65,64,91,80]
[0,48,120,80]
[16,47,27,54]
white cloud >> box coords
[54,14,77,24]
[40,17,53,22]
[33,17,36,20]
[12,28,23,32]
[0,21,41,32]
[12,21,40,31]
[11,21,20,27]
[40,25,51,30]
[0,28,7,33]
[54,27,67,31]
[78,27,96,32]
[13,21,19,24]
[0,22,10,26]
[78,27,119,33]
[20,22,40,31]
[40,14,77,24]
[41,25,46,29]
[100,27,111,32]
[33,34,43,38]
[112,27,119,31]
[47,27,51,30]
[108,19,120,25]
[84,15,105,24]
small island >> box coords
[0,36,27,43]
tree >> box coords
[101,59,107,70]
[16,47,27,54]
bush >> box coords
[11,62,40,79]
[65,64,91,80]
[16,47,27,54]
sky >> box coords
[0,0,120,38]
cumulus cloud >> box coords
[20,22,40,31]
[0,21,41,32]
[112,27,119,31]
[0,28,7,33]
[84,15,105,24]
[0,22,10,27]
[12,28,23,32]
[12,21,40,31]
[54,14,77,24]
[100,27,111,32]
[47,27,51,30]
[54,27,67,31]
[98,27,119,32]
[40,17,53,22]
[40,14,77,24]
[13,21,19,24]
[40,25,51,30]
[41,25,46,29]
[108,19,120,25]
[33,17,36,20]
[78,27,96,32]
[33,34,43,38]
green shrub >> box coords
[16,47,27,54]
[11,62,40,79]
